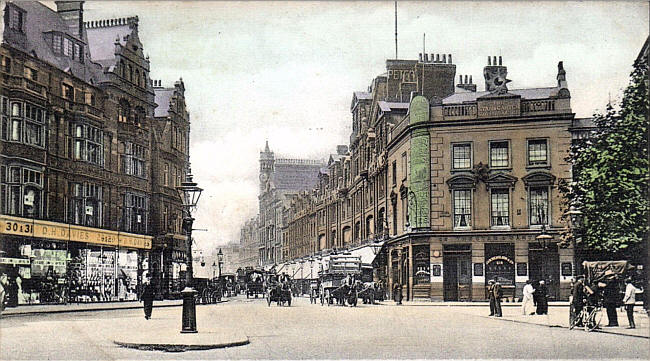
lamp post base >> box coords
[180,287,198,333]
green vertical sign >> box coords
[408,96,430,229]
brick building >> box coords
[273,52,578,302]
[0,1,191,303]
[257,141,324,268]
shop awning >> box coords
[349,242,384,265]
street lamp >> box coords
[211,261,217,280]
[567,206,583,277]
[535,205,553,284]
[217,248,224,278]
[176,168,203,334]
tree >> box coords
[560,53,648,255]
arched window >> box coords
[120,60,125,78]
[135,69,140,87]
[118,99,130,123]
[134,106,145,126]
[128,64,133,82]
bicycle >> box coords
[569,299,603,332]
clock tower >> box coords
[259,140,275,193]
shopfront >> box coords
[0,215,152,305]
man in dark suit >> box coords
[141,280,155,320]
[493,280,503,317]
[487,280,496,316]
[571,275,586,326]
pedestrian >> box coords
[0,272,8,317]
[393,282,402,305]
[622,277,642,329]
[492,280,503,317]
[141,280,154,320]
[571,275,586,327]
[534,280,548,315]
[603,277,620,327]
[487,280,496,316]
[522,279,535,316]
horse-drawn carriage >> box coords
[265,273,292,306]
[193,277,222,304]
[218,274,237,297]
[245,269,265,298]
[319,254,362,307]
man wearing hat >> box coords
[602,271,620,327]
[571,275,586,326]
[487,280,496,316]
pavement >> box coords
[111,316,249,352]
[3,295,648,360]
[0,299,185,317]
[400,299,649,339]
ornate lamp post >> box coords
[217,248,224,278]
[176,168,203,334]
[567,206,583,277]
[535,205,553,284]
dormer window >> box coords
[50,33,84,62]
[53,34,62,54]
[7,5,24,33]
[63,38,72,57]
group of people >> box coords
[521,279,549,316]
[487,278,550,317]
[571,275,642,329]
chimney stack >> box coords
[56,1,84,37]
[448,54,452,64]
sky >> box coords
[35,1,650,253]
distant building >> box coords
[238,216,259,268]
[257,141,325,267]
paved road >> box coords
[1,295,648,360]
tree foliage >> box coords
[560,54,648,254]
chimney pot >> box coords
[459,75,463,83]
[419,53,423,62]
[464,75,468,84]
[448,54,452,63]
[499,56,502,65]
[442,54,446,63]
[430,53,434,62]
[424,53,429,62]
[469,75,473,84]
[493,56,497,66]
[488,56,491,65]
[436,54,440,62]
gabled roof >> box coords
[354,91,372,100]
[154,88,174,117]
[378,101,409,112]
[271,161,323,192]
[442,87,558,104]
[3,2,102,83]
[85,22,132,62]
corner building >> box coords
[278,52,575,302]
[0,1,191,304]
[386,56,574,301]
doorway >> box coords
[443,245,472,301]
[528,244,560,300]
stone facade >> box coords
[274,52,578,302]
[0,1,191,302]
